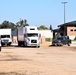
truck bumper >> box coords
[1,42,11,46]
[27,43,40,47]
[52,42,63,46]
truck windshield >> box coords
[27,33,38,37]
[56,37,63,40]
[1,35,10,38]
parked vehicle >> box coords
[52,36,71,46]
[17,26,40,47]
[0,29,12,46]
[52,36,63,46]
[62,36,71,46]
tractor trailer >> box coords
[17,26,40,47]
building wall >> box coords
[38,30,53,38]
[67,27,76,40]
[38,30,53,43]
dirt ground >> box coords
[0,43,76,75]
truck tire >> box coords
[68,43,70,46]
[9,43,11,46]
[18,41,21,46]
[0,47,1,52]
[60,43,63,46]
[38,46,40,48]
[24,42,27,47]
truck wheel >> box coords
[9,43,11,46]
[38,46,40,48]
[1,44,4,47]
[60,43,63,46]
[0,47,1,52]
[68,43,70,46]
[18,41,21,46]
[24,42,27,47]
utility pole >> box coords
[61,2,67,36]
[61,2,67,23]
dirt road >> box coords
[0,46,76,75]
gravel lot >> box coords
[0,44,76,75]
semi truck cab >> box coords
[0,29,12,46]
[18,26,40,47]
[24,33,40,47]
[1,35,12,46]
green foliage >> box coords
[20,20,23,26]
[49,25,53,31]
[38,25,48,30]
[72,40,76,42]
[0,20,16,30]
[0,19,51,31]
[45,38,53,42]
[0,19,30,30]
[49,38,53,42]
[19,19,29,27]
[0,19,29,30]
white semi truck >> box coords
[0,29,12,46]
[17,26,40,47]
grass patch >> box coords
[72,40,76,42]
[45,38,53,42]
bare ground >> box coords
[0,43,76,75]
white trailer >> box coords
[17,26,40,47]
[0,29,12,46]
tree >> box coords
[38,25,48,30]
[49,25,53,31]
[1,20,9,28]
[0,24,1,28]
[16,19,29,27]
[0,20,16,30]
[20,20,23,26]
[23,19,29,26]
[23,19,27,25]
[16,21,20,27]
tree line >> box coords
[0,19,53,31]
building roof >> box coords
[58,21,76,27]
[53,28,59,32]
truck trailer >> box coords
[17,26,40,47]
[0,29,12,46]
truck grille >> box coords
[3,40,9,43]
[31,40,37,43]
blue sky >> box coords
[0,0,76,29]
